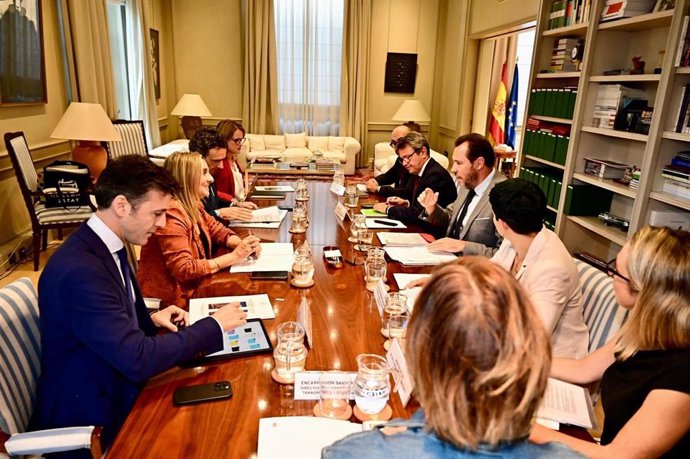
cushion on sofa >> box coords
[328,136,346,152]
[307,136,330,151]
[247,134,265,152]
[264,135,286,151]
[286,132,307,148]
[322,150,346,163]
[283,147,313,162]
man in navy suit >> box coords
[33,155,247,454]
[373,132,457,224]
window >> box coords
[274,0,344,135]
[106,0,131,120]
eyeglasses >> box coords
[399,150,419,163]
[389,138,401,148]
[231,137,246,145]
[605,258,630,284]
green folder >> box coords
[361,208,387,217]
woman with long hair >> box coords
[323,257,580,458]
[531,226,690,457]
[138,152,260,308]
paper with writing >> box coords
[536,378,597,429]
[257,417,361,459]
[230,243,294,273]
[386,338,413,407]
[297,297,313,348]
[293,371,357,400]
[334,202,349,221]
[330,183,346,195]
[373,279,387,318]
[189,294,275,321]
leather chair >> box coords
[4,132,92,271]
[0,278,102,457]
[106,120,149,161]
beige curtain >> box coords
[339,0,371,168]
[242,0,279,134]
[485,35,517,132]
[61,0,117,117]
[126,0,161,147]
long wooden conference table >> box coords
[108,179,427,458]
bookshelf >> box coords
[518,0,690,260]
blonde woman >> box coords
[138,152,260,309]
[531,226,690,457]
[323,258,580,458]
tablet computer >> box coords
[184,318,273,366]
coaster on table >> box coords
[290,278,315,288]
[353,404,392,422]
[271,369,295,385]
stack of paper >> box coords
[230,243,294,272]
[537,378,597,429]
[254,185,295,192]
[189,294,276,321]
[384,246,456,266]
[393,273,431,312]
[258,417,362,459]
[227,206,287,228]
[377,232,427,246]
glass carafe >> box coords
[292,244,314,286]
[364,247,387,291]
[295,178,309,201]
[344,184,359,207]
[380,292,408,337]
[349,214,366,243]
[333,166,345,186]
[289,205,307,233]
[272,321,308,384]
[353,354,390,415]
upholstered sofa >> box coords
[373,142,449,176]
[243,133,361,175]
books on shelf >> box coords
[550,38,584,72]
[601,0,655,22]
[592,84,646,129]
[548,0,592,30]
[662,163,690,184]
[662,178,690,199]
[584,157,633,179]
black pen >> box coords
[373,219,397,226]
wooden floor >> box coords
[0,242,60,288]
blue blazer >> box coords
[33,223,223,448]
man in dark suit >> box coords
[373,132,457,224]
[33,156,248,454]
[364,123,417,198]
[189,127,256,222]
[419,133,505,256]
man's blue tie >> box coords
[116,247,138,325]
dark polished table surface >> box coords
[108,180,427,458]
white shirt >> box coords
[231,161,245,200]
[462,169,495,228]
[87,214,129,289]
[417,157,431,178]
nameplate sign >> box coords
[334,202,349,222]
[374,279,387,318]
[330,183,346,196]
[324,248,342,258]
[386,338,414,407]
[293,371,357,400]
[297,298,313,349]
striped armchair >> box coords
[0,278,102,457]
[106,120,149,161]
[4,132,93,271]
[575,259,629,353]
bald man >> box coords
[365,124,418,199]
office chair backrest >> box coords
[0,278,41,434]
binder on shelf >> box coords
[564,184,614,216]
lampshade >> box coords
[392,99,431,123]
[50,102,122,141]
[170,94,212,117]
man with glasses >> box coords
[419,133,505,256]
[189,127,254,222]
[364,123,417,197]
[373,132,457,224]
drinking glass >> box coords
[385,311,410,351]
[317,372,352,419]
[344,184,359,208]
[272,321,308,384]
[295,179,309,201]
[365,249,387,292]
[289,206,307,233]
[380,293,408,338]
[333,165,345,186]
[349,214,366,243]
[292,248,314,286]
[356,227,373,251]
[353,354,390,416]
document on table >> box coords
[356,183,368,196]
[226,206,287,228]
[257,417,362,459]
[393,273,431,312]
[254,185,295,192]
[366,218,407,229]
[229,243,294,273]
[377,232,428,246]
[189,294,275,321]
[384,246,456,266]
[537,378,597,429]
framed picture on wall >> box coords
[0,0,47,105]
[150,28,160,99]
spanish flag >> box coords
[488,62,507,146]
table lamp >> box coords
[392,99,431,124]
[170,94,212,139]
[50,102,122,182]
